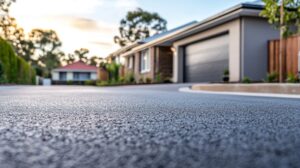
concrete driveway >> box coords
[0,85,299,168]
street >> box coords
[0,85,299,168]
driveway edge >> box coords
[179,87,300,99]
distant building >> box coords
[51,61,98,84]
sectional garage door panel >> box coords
[185,34,229,83]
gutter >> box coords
[120,3,264,57]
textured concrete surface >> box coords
[192,83,300,94]
[0,85,300,168]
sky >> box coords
[10,0,249,58]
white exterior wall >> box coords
[172,19,241,83]
[52,72,59,80]
[67,72,73,81]
[91,72,97,80]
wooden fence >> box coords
[268,36,299,79]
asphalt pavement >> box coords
[0,84,299,168]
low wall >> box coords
[192,84,300,94]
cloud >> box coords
[9,0,141,57]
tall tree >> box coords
[74,48,89,62]
[114,8,167,47]
[0,0,15,13]
[260,0,300,37]
[29,29,62,77]
[0,16,35,62]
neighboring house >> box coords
[52,61,98,84]
[109,2,280,84]
[119,21,198,82]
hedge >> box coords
[0,37,36,84]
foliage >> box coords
[139,77,144,84]
[222,69,230,83]
[265,72,279,83]
[67,80,73,85]
[260,0,300,37]
[106,62,120,82]
[29,29,62,77]
[0,0,15,13]
[145,77,152,84]
[223,69,229,76]
[84,80,96,86]
[0,60,7,83]
[125,73,135,84]
[242,76,252,84]
[155,73,162,83]
[286,73,299,83]
[114,8,167,47]
[96,81,109,87]
[0,37,35,84]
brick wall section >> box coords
[124,46,173,83]
[158,47,173,79]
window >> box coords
[128,56,134,69]
[74,72,91,81]
[59,72,67,81]
[140,50,150,73]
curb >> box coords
[179,87,300,99]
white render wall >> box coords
[67,72,73,81]
[91,72,97,80]
[52,72,59,80]
[172,19,241,83]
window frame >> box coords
[140,49,151,73]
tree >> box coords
[260,0,300,82]
[0,0,15,13]
[88,56,102,66]
[260,0,300,37]
[74,48,89,62]
[0,16,35,62]
[114,8,167,47]
[29,29,62,77]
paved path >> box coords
[0,85,299,168]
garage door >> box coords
[185,34,229,83]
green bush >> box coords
[125,73,135,84]
[139,78,144,84]
[67,80,73,85]
[145,77,152,84]
[84,80,96,86]
[155,73,162,83]
[96,81,109,86]
[265,72,279,83]
[286,73,299,83]
[0,38,35,84]
[242,77,252,84]
[0,61,7,84]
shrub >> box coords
[139,78,144,84]
[155,73,162,83]
[242,77,252,83]
[163,77,173,83]
[286,73,299,83]
[145,77,152,84]
[84,80,96,86]
[0,38,35,84]
[265,72,279,83]
[96,81,109,86]
[0,61,7,84]
[67,80,73,85]
[125,73,135,84]
[222,69,230,83]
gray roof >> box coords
[140,21,198,43]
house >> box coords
[115,2,280,84]
[170,2,279,83]
[119,21,198,82]
[52,61,98,84]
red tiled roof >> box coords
[56,61,97,71]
